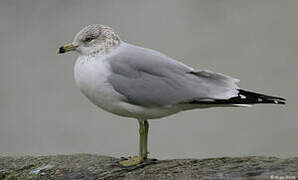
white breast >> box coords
[73,54,181,120]
[74,55,127,114]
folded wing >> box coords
[107,43,244,107]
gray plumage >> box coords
[58,24,286,165]
[107,43,239,107]
[59,24,285,120]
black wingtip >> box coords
[237,89,286,105]
[272,99,286,105]
[187,89,286,105]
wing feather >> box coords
[107,43,240,107]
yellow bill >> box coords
[57,43,77,54]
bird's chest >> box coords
[74,56,124,112]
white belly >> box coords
[74,55,181,120]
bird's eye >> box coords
[84,37,94,42]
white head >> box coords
[57,24,121,56]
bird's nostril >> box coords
[59,46,65,53]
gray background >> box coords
[0,0,297,159]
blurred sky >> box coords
[0,0,297,159]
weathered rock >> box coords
[0,154,297,179]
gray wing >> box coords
[107,43,239,107]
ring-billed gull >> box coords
[57,24,286,166]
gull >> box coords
[57,24,286,166]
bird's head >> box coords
[57,24,121,56]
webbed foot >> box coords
[119,155,144,166]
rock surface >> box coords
[0,154,297,180]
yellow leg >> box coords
[143,120,149,159]
[139,121,145,158]
[120,120,149,166]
